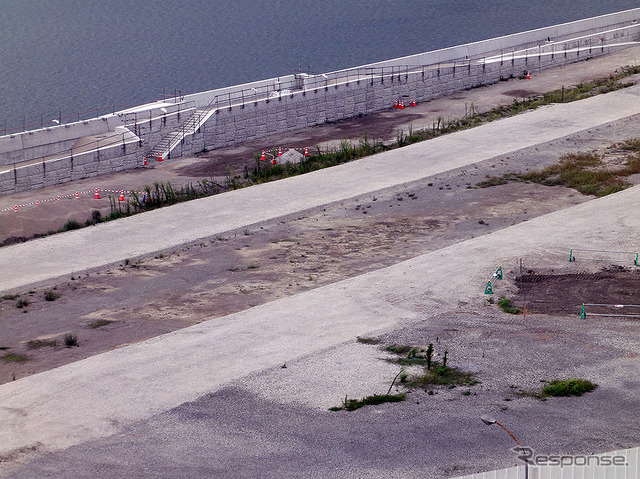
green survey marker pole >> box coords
[635,253,638,266]
[569,249,573,262]
[485,281,493,295]
[580,304,586,319]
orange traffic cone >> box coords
[271,159,278,165]
[94,189,100,199]
[526,71,530,79]
[394,100,398,109]
[399,100,405,109]
[119,191,125,201]
[278,147,282,157]
[75,192,79,199]
[304,147,309,157]
[260,150,266,161]
[158,155,163,162]
[143,157,148,166]
[14,205,17,212]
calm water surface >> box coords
[0,0,638,131]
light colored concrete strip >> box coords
[1,179,639,458]
[0,279,416,456]
[2,85,640,293]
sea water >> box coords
[0,0,637,132]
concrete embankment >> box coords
[1,8,639,196]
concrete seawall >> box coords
[1,8,639,197]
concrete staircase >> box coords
[146,99,218,161]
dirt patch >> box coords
[513,266,640,316]
[502,89,540,98]
[0,176,586,384]
[177,111,423,178]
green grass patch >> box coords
[330,393,407,411]
[497,297,521,314]
[519,152,630,197]
[2,353,29,363]
[409,365,479,388]
[356,336,381,345]
[542,378,597,397]
[384,343,479,389]
[479,149,640,197]
[384,344,413,355]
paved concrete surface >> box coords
[2,75,640,476]
[4,83,640,294]
[1,181,639,476]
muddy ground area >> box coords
[514,266,640,316]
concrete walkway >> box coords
[3,83,640,293]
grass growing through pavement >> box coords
[518,378,597,400]
[385,343,479,389]
[329,393,407,411]
[409,365,479,388]
[542,378,597,397]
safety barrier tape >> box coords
[1,188,147,213]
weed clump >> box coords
[330,393,406,411]
[16,298,29,309]
[384,344,413,355]
[542,378,597,397]
[64,333,78,347]
[44,290,60,301]
[385,343,478,390]
[61,220,81,231]
[497,297,521,314]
